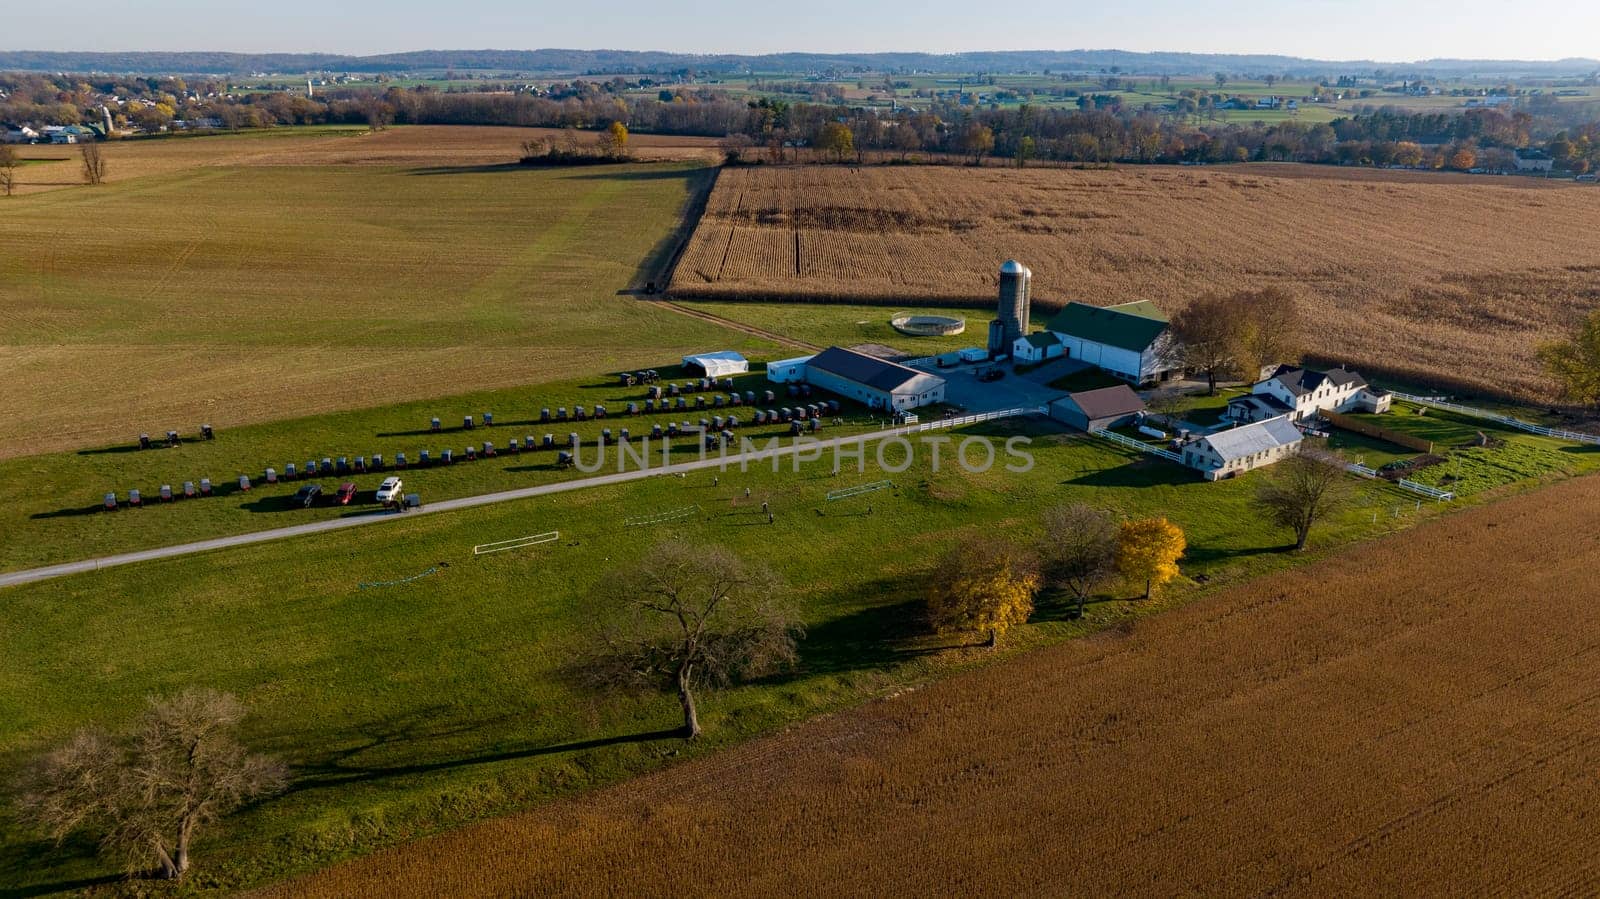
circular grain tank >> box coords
[890,313,967,337]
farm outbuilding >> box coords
[1013,331,1065,364]
[682,351,749,378]
[803,346,946,411]
[1048,385,1146,432]
[765,355,814,383]
[1180,416,1303,481]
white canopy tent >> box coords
[682,351,750,378]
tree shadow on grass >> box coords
[290,729,682,793]
[74,444,141,456]
[278,702,683,794]
[0,830,120,899]
[762,585,950,681]
[405,162,526,176]
[1029,586,1125,623]
[1181,544,1293,568]
[29,504,103,520]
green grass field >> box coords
[0,367,890,572]
[681,301,993,357]
[0,418,1443,894]
[0,158,754,458]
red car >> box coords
[336,482,358,505]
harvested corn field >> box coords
[671,164,1600,399]
[267,472,1600,898]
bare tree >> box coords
[1038,504,1118,619]
[80,141,107,185]
[1255,448,1352,551]
[1170,292,1241,394]
[585,540,803,738]
[0,145,17,196]
[18,689,286,880]
[360,98,393,131]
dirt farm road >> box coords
[0,417,1019,589]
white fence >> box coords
[1089,428,1185,463]
[473,531,559,556]
[1389,391,1600,445]
[894,407,1036,436]
[1344,461,1455,501]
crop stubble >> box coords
[673,164,1600,401]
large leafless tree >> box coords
[1255,448,1352,551]
[1170,292,1239,394]
[1038,503,1119,619]
[80,141,107,185]
[586,540,803,738]
[18,689,286,880]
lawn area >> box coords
[0,366,888,573]
[0,159,751,458]
[0,420,1425,895]
[680,300,987,356]
[1339,401,1598,495]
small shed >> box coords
[765,355,814,383]
[682,351,749,378]
[1049,385,1146,432]
[1013,331,1065,364]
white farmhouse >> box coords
[1228,364,1391,424]
[1045,300,1180,385]
[1180,416,1303,481]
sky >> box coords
[10,0,1600,62]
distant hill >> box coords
[2,48,1596,78]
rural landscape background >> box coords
[3,32,1600,897]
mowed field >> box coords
[4,124,722,195]
[268,472,1600,898]
[671,164,1600,400]
[0,129,744,458]
[0,420,1439,893]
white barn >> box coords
[802,346,946,411]
[1045,301,1180,385]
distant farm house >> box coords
[770,346,946,412]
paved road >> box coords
[0,423,969,590]
[911,358,1068,414]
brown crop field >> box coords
[671,164,1600,400]
[267,472,1600,897]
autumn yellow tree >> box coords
[1538,309,1600,409]
[925,540,1039,648]
[816,122,854,163]
[597,120,629,158]
[1116,518,1186,599]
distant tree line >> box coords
[7,69,1600,173]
